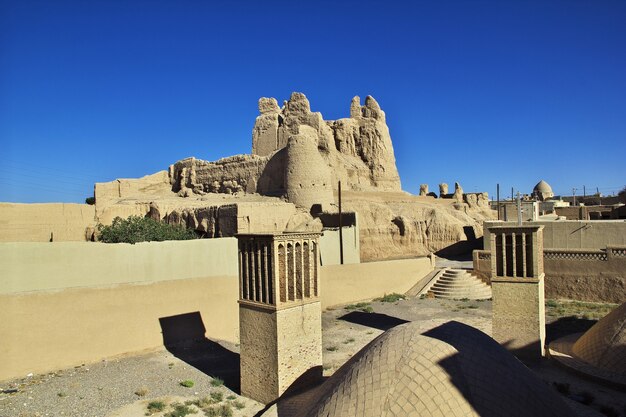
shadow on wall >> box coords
[435,226,483,258]
[159,312,241,392]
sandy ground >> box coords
[1,296,624,417]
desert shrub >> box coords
[97,216,197,244]
[179,379,195,388]
[375,293,405,303]
[85,196,95,205]
[210,377,224,387]
[165,403,196,417]
[345,302,373,313]
[147,401,166,413]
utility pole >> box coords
[572,188,577,206]
[338,181,344,265]
[497,183,500,221]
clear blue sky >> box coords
[1,0,625,203]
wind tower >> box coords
[489,224,546,359]
[237,232,323,404]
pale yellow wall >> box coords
[0,238,238,294]
[320,257,434,308]
[484,220,626,251]
[0,203,95,242]
[319,226,360,266]
[0,241,432,381]
[0,275,239,381]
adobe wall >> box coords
[0,238,239,381]
[0,239,432,381]
[473,247,626,303]
[0,239,238,293]
[483,220,626,251]
[0,275,239,382]
[0,203,96,242]
[319,226,360,265]
[320,257,434,308]
[542,247,626,304]
[94,171,170,203]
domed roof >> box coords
[573,302,626,375]
[295,321,571,417]
[533,180,553,194]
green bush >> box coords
[374,293,405,303]
[85,196,95,205]
[179,379,195,388]
[97,216,197,244]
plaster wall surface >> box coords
[0,275,238,381]
[484,220,626,251]
[0,244,432,381]
[0,203,95,242]
[319,226,360,265]
[492,278,546,358]
[320,257,433,308]
[0,238,238,294]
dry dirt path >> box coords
[1,297,623,417]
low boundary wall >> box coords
[483,220,626,251]
[320,258,433,308]
[0,203,96,242]
[473,247,626,303]
[0,240,432,381]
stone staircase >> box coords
[427,268,492,300]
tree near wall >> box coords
[97,216,197,244]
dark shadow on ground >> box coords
[338,311,408,331]
[159,312,240,393]
[545,316,597,344]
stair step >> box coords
[437,279,482,285]
[431,289,492,296]
[431,284,488,291]
[423,268,492,300]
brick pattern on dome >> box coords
[572,302,626,375]
[296,321,572,417]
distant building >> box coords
[532,180,554,201]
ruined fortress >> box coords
[171,93,401,200]
[85,92,494,261]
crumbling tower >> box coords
[489,225,546,359]
[237,232,323,404]
[284,126,334,212]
